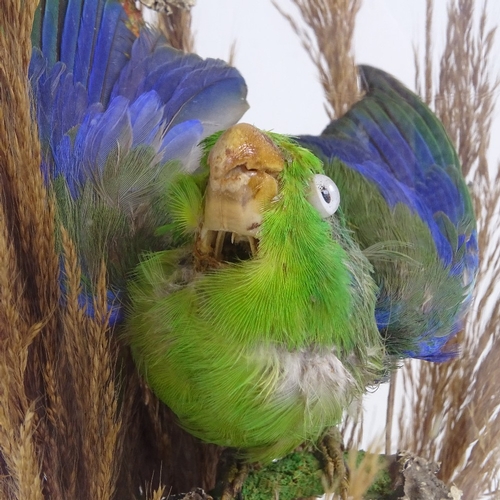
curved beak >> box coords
[198,123,285,262]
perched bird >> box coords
[127,123,386,461]
[31,0,477,464]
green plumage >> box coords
[32,0,475,461]
[325,160,466,355]
[55,146,182,295]
[126,134,385,461]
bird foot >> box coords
[213,451,248,500]
[317,429,349,500]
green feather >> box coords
[325,159,466,354]
[54,145,183,292]
[126,133,385,462]
[156,172,206,240]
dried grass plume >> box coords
[392,1,500,498]
[274,0,362,119]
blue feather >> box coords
[54,103,104,194]
[31,0,247,179]
[367,92,437,170]
[110,30,168,100]
[299,65,478,360]
[111,32,190,101]
[77,96,133,174]
[129,91,165,148]
[78,289,124,325]
[41,0,65,66]
[360,66,458,169]
[60,0,84,71]
[299,67,473,269]
[73,0,105,89]
[161,61,248,135]
[87,2,134,105]
[159,120,204,171]
[30,0,247,326]
[51,73,89,148]
[348,105,418,187]
[167,74,249,138]
[111,32,249,137]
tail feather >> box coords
[86,2,134,105]
[33,0,69,65]
[72,0,105,86]
[60,0,84,70]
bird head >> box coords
[167,123,379,353]
[196,123,341,265]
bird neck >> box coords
[197,169,356,353]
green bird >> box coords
[126,70,477,460]
[126,123,385,461]
[31,0,477,465]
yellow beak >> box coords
[197,123,285,262]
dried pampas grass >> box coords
[2,0,499,498]
[396,1,500,497]
[273,0,362,119]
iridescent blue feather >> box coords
[31,0,248,180]
[299,66,478,360]
[30,0,249,323]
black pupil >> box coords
[320,186,331,204]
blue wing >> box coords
[30,0,249,324]
[299,66,478,361]
[30,0,248,179]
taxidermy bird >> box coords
[31,0,477,463]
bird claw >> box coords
[221,463,248,500]
[318,429,349,500]
[214,452,248,500]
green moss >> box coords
[239,450,395,500]
[241,452,323,500]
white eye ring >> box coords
[307,174,340,218]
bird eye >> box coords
[307,174,340,217]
